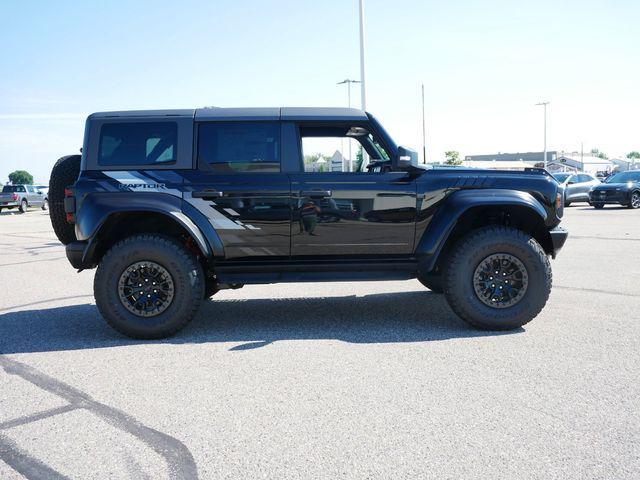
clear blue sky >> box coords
[1,0,639,182]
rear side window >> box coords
[198,122,280,173]
[99,122,177,166]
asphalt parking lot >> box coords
[1,205,639,479]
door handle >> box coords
[300,190,332,198]
[192,190,224,199]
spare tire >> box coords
[49,155,81,245]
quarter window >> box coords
[99,122,177,166]
[198,122,280,173]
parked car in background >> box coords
[589,170,640,209]
[0,185,48,213]
[552,172,600,206]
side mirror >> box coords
[396,146,418,170]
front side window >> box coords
[300,125,391,173]
[198,122,280,173]
[99,122,177,166]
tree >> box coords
[590,148,608,160]
[626,151,640,160]
[444,150,462,166]
[8,170,33,185]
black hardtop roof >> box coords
[88,107,368,122]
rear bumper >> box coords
[549,226,568,258]
[0,202,19,207]
[66,241,90,270]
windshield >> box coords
[553,173,572,183]
[605,171,640,183]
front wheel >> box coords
[94,235,205,339]
[628,192,640,209]
[443,226,552,330]
[41,199,49,211]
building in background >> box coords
[548,154,613,175]
[464,151,558,167]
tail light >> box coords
[64,187,76,223]
[12,193,18,201]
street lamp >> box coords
[337,79,361,171]
[535,101,550,169]
[337,79,361,108]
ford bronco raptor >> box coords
[49,107,567,339]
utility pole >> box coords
[337,79,361,171]
[421,84,427,164]
[535,101,550,169]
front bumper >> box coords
[549,226,568,258]
[589,190,629,205]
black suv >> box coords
[49,107,568,339]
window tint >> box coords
[99,122,177,166]
[198,122,280,173]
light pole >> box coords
[337,79,361,171]
[535,101,550,169]
[421,84,427,164]
[358,0,366,112]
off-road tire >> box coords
[49,155,80,244]
[94,235,205,339]
[417,273,444,294]
[443,226,552,330]
[593,203,604,209]
[19,200,28,213]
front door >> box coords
[290,123,417,257]
[185,121,291,260]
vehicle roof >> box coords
[88,107,368,122]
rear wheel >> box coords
[443,226,552,330]
[628,192,640,209]
[19,200,28,213]
[49,155,80,244]
[94,235,205,339]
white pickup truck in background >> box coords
[0,184,48,213]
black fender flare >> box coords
[416,189,548,272]
[75,192,224,265]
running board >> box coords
[214,260,418,284]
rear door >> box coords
[184,121,291,260]
[288,123,417,257]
